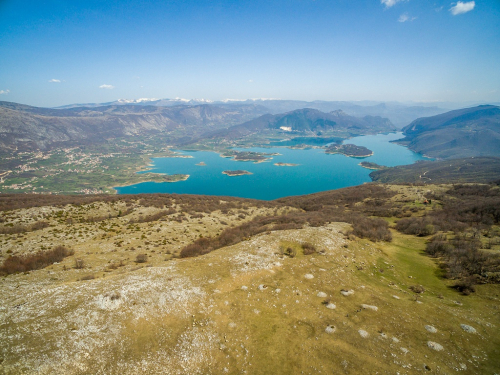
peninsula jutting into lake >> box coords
[358,161,387,170]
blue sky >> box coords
[0,0,499,107]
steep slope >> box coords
[0,101,269,151]
[398,105,500,158]
[202,108,396,141]
[369,157,500,184]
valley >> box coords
[0,100,499,374]
[2,101,498,196]
[2,0,498,373]
[0,137,189,194]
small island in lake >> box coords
[359,161,387,170]
[220,150,280,163]
[164,153,194,159]
[196,161,206,166]
[274,162,299,167]
[325,144,373,158]
[222,170,253,176]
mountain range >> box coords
[201,108,396,141]
[0,102,397,152]
[2,101,499,160]
[0,101,269,151]
[55,98,449,128]
[398,105,500,158]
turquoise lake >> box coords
[115,132,428,200]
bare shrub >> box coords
[302,242,316,255]
[409,285,425,294]
[351,217,392,242]
[396,217,435,236]
[107,260,124,270]
[135,254,148,263]
[128,210,170,224]
[30,220,50,231]
[180,243,205,258]
[284,247,296,258]
[0,245,74,275]
[80,274,95,281]
[425,235,451,257]
[0,223,29,235]
[74,258,85,269]
[454,277,476,295]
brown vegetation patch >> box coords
[0,245,73,275]
[0,220,50,234]
[181,185,395,258]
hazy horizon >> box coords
[3,97,499,112]
[1,0,499,108]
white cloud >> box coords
[450,1,475,15]
[49,79,61,83]
[381,0,404,8]
[0,89,10,95]
[99,84,114,89]
[248,79,254,83]
[398,13,416,22]
[398,13,409,22]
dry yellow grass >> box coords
[0,193,499,374]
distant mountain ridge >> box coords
[56,99,449,128]
[201,108,396,141]
[0,101,269,151]
[398,105,500,159]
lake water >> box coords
[115,132,427,200]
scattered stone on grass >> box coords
[427,341,444,351]
[317,292,327,298]
[361,304,378,311]
[358,329,369,338]
[326,303,336,310]
[460,324,476,333]
[341,289,354,296]
[425,325,437,333]
[304,274,314,280]
[325,325,336,334]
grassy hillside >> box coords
[0,185,499,374]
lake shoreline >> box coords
[115,132,429,199]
